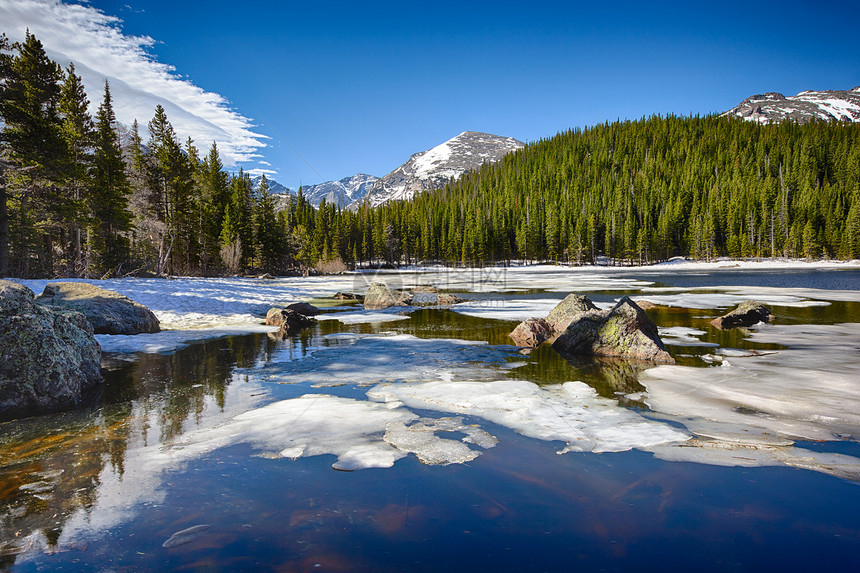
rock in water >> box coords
[0,281,102,421]
[333,292,362,300]
[509,318,554,347]
[363,283,412,310]
[284,301,322,316]
[162,524,211,549]
[266,307,317,331]
[552,297,674,363]
[710,301,773,329]
[544,294,600,333]
[35,282,160,335]
[509,293,601,348]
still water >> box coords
[2,267,860,571]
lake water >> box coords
[2,265,860,571]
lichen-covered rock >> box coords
[544,294,601,332]
[285,302,322,316]
[363,283,412,310]
[552,297,674,363]
[710,301,773,330]
[0,280,102,421]
[509,318,553,348]
[266,307,317,331]
[35,282,160,335]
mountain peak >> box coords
[724,87,860,124]
[357,131,525,208]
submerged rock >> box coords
[363,283,412,310]
[710,300,773,329]
[266,307,317,331]
[35,282,160,335]
[0,281,102,420]
[162,524,211,549]
[509,317,554,348]
[552,297,674,363]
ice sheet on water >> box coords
[639,323,860,477]
[164,394,495,470]
[264,333,515,387]
[96,325,278,354]
[634,292,830,309]
[367,379,688,454]
[315,310,412,324]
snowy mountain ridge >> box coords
[723,86,860,124]
[356,131,525,209]
[300,173,378,208]
[250,175,291,196]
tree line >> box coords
[3,31,860,279]
[334,115,860,266]
[0,31,308,279]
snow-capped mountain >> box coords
[250,175,291,196]
[356,131,525,209]
[300,173,378,208]
[723,87,860,123]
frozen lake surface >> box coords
[3,261,860,571]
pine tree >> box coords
[0,31,65,276]
[58,62,94,275]
[90,81,132,276]
[254,175,282,271]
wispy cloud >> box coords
[245,168,278,177]
[0,0,267,168]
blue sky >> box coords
[3,0,859,189]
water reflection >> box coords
[0,334,272,563]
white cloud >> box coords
[0,0,267,167]
[244,168,278,177]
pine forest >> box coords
[2,31,860,280]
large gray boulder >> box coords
[363,283,412,310]
[35,282,160,335]
[552,297,674,363]
[710,300,773,330]
[1,281,102,420]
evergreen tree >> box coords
[90,81,132,276]
[0,31,65,276]
[58,62,94,275]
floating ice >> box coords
[658,326,717,347]
[368,379,688,453]
[166,394,493,470]
[96,325,278,354]
[640,323,860,444]
[633,292,829,309]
